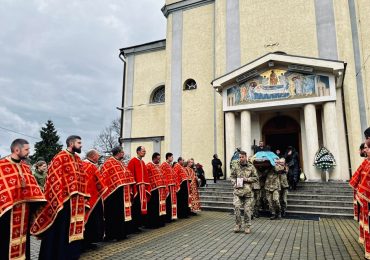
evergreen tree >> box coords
[30,120,63,163]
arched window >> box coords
[183,79,197,90]
[150,85,165,103]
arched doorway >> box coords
[262,116,302,167]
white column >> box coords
[304,104,320,180]
[240,110,252,156]
[225,112,236,179]
[323,101,341,180]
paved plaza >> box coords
[31,211,364,259]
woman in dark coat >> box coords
[212,154,223,183]
[284,146,300,190]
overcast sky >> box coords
[0,0,166,157]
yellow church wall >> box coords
[181,4,215,179]
[130,50,166,139]
[165,0,183,5]
[356,0,370,125]
[333,0,363,170]
[239,0,318,64]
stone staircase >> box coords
[200,180,353,218]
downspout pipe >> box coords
[118,51,127,145]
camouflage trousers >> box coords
[266,190,281,215]
[280,188,288,212]
[252,189,261,215]
[233,195,253,227]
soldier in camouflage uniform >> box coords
[230,151,258,234]
[275,158,289,217]
[265,164,281,219]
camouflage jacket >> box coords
[265,168,281,191]
[275,164,289,189]
[230,160,258,197]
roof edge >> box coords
[120,39,166,56]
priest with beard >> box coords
[127,146,151,232]
[31,135,90,260]
[160,153,178,222]
[82,149,108,249]
[0,139,45,260]
[145,152,168,228]
[100,146,135,241]
[173,157,191,218]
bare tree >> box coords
[94,118,121,153]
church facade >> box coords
[119,0,370,180]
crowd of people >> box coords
[0,136,201,260]
[349,127,370,259]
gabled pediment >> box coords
[212,52,346,92]
[212,53,346,112]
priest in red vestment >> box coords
[145,152,168,228]
[100,146,135,241]
[356,129,370,259]
[160,152,178,222]
[0,139,45,260]
[31,135,90,260]
[173,157,191,218]
[127,146,151,232]
[82,149,107,249]
[185,159,201,214]
[349,143,369,245]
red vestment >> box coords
[185,167,201,213]
[160,162,178,219]
[173,163,191,207]
[350,159,369,222]
[100,157,135,221]
[82,160,108,222]
[127,157,151,214]
[146,162,168,216]
[0,157,45,260]
[356,159,370,258]
[31,150,90,242]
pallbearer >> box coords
[100,146,135,241]
[146,152,168,228]
[127,146,151,232]
[32,136,90,260]
[82,149,107,249]
[0,139,45,260]
[174,157,191,218]
[160,153,178,222]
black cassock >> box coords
[177,181,190,219]
[144,189,165,229]
[83,199,104,247]
[104,186,129,241]
[39,201,82,260]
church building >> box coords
[118,0,369,180]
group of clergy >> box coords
[0,135,201,260]
[349,127,370,260]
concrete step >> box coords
[200,186,352,192]
[200,206,353,218]
[199,190,353,197]
[287,193,352,201]
[200,196,352,207]
[287,204,353,214]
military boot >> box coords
[233,224,241,233]
[281,210,286,217]
[276,213,282,219]
[270,214,276,220]
[244,227,251,234]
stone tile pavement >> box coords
[30,211,365,259]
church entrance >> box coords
[262,116,302,166]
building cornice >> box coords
[120,39,166,56]
[121,136,165,143]
[161,0,214,18]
